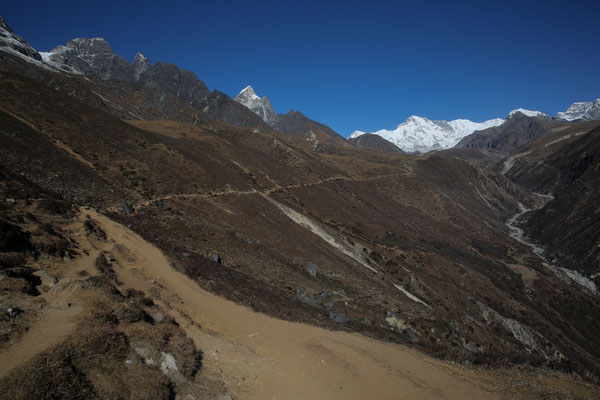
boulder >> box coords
[305,262,318,277]
[134,347,154,365]
[208,252,221,264]
[385,316,406,330]
[6,307,22,319]
[32,270,57,288]
[121,204,134,214]
[152,311,165,323]
[50,299,70,310]
[160,352,185,384]
[294,290,321,309]
[49,277,84,293]
[317,290,332,301]
[323,299,335,309]
[403,328,420,343]
[327,310,349,323]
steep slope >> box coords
[0,168,227,398]
[235,85,277,124]
[2,69,600,380]
[41,38,135,79]
[496,120,600,285]
[456,113,557,156]
[2,169,596,399]
[525,127,600,281]
[0,17,45,66]
[0,17,267,131]
[348,133,403,153]
[432,147,504,169]
[350,115,504,153]
[271,109,348,145]
[556,99,600,121]
[234,85,348,145]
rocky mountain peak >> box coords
[235,85,277,125]
[63,37,113,55]
[556,99,600,121]
[508,108,548,119]
[41,36,132,79]
[0,16,43,62]
[238,85,259,100]
[133,51,152,80]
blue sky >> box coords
[3,0,600,136]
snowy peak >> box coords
[352,116,504,153]
[508,108,547,118]
[556,99,600,121]
[235,85,277,125]
[349,130,366,139]
[238,85,260,101]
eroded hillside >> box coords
[1,166,599,399]
[1,65,600,388]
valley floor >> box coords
[2,207,596,399]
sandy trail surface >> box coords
[0,300,83,378]
[85,208,500,400]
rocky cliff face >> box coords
[235,86,277,125]
[556,99,600,121]
[0,16,43,62]
[135,60,211,113]
[41,38,134,79]
[234,85,347,144]
[132,51,151,80]
[456,113,556,155]
[0,16,268,130]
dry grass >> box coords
[0,271,204,400]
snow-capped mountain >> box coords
[0,16,57,71]
[508,108,548,118]
[350,116,504,154]
[235,86,277,125]
[556,99,600,121]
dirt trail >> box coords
[120,172,406,213]
[0,292,84,379]
[84,208,501,400]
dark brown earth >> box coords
[1,65,600,379]
[348,132,404,153]
[497,121,600,281]
[2,173,597,399]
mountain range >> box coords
[1,14,600,398]
[350,103,600,153]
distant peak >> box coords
[65,37,113,54]
[508,108,546,118]
[235,86,276,124]
[239,85,256,96]
[407,115,429,122]
[134,51,149,62]
[349,130,366,139]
